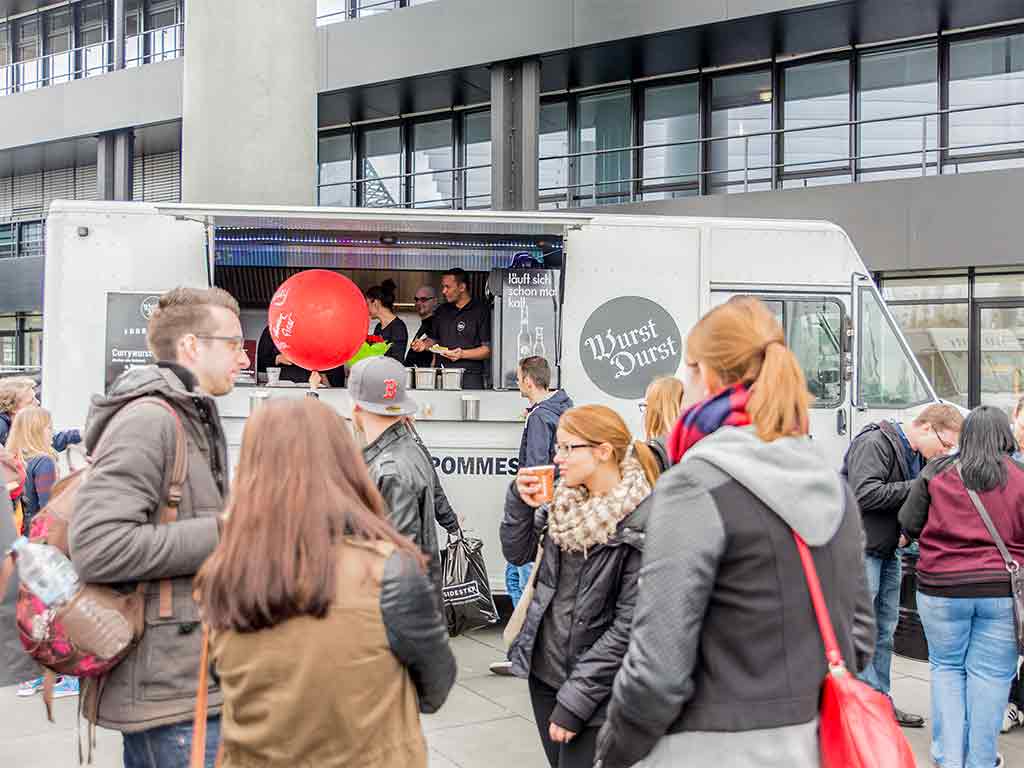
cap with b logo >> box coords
[348,356,418,416]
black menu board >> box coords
[105,292,161,392]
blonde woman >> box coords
[642,376,685,471]
[0,375,81,451]
[7,406,79,700]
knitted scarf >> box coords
[668,384,752,465]
[547,454,651,555]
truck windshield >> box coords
[858,287,933,408]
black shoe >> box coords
[894,707,925,728]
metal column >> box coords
[491,59,540,211]
[113,0,126,70]
[97,130,134,201]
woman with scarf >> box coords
[500,404,661,768]
[593,297,875,768]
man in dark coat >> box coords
[841,403,963,728]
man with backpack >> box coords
[68,287,249,768]
[841,403,963,729]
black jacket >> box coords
[841,421,918,558]
[519,390,574,468]
[501,482,648,733]
[364,421,443,595]
[407,422,460,536]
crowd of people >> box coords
[3,283,1024,768]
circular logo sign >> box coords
[456,320,466,333]
[140,296,160,321]
[579,296,683,399]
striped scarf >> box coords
[668,384,752,465]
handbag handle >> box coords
[956,462,1021,575]
[792,531,846,674]
[190,626,223,768]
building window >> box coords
[0,314,43,372]
[576,89,632,205]
[18,222,44,258]
[538,101,570,208]
[412,118,454,209]
[641,82,700,199]
[361,125,403,207]
[462,111,491,209]
[948,32,1024,172]
[858,45,938,180]
[318,131,354,206]
[81,0,110,77]
[46,9,73,85]
[0,24,10,96]
[0,224,15,258]
[781,58,851,188]
[710,69,773,193]
[15,16,42,92]
[147,0,182,62]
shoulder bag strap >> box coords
[956,462,1019,573]
[792,531,847,673]
[190,625,218,768]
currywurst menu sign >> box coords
[579,296,683,399]
[105,292,161,392]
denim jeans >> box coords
[123,716,221,768]
[505,562,534,608]
[918,593,1017,768]
[858,553,902,695]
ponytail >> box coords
[687,297,810,443]
[633,440,662,486]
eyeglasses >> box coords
[413,297,435,303]
[935,430,956,451]
[638,402,648,413]
[196,335,244,352]
[554,442,597,457]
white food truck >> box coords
[41,200,939,594]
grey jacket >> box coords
[363,421,443,595]
[69,364,226,733]
[596,427,875,768]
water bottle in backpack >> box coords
[10,536,81,606]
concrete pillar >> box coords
[182,0,318,205]
[97,130,134,201]
[113,0,125,70]
[490,59,540,211]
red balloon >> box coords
[267,270,368,371]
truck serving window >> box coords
[858,287,932,408]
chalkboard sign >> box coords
[105,292,161,392]
[497,269,560,390]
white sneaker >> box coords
[995,753,1004,768]
[1002,704,1021,734]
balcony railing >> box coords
[317,0,437,25]
[318,160,493,209]
[536,99,1024,207]
[0,23,183,96]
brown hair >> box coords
[686,297,810,442]
[519,356,551,390]
[0,376,35,416]
[7,406,56,461]
[195,398,423,633]
[147,287,240,362]
[644,376,685,441]
[559,405,661,486]
[913,403,964,434]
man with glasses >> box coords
[841,403,964,730]
[405,285,439,369]
[69,287,249,768]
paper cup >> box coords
[266,367,281,386]
[522,465,555,503]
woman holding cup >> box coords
[500,404,662,768]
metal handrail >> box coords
[0,24,183,95]
[317,0,437,24]
[318,159,492,189]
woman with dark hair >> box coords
[195,398,455,768]
[367,279,409,363]
[900,405,1024,768]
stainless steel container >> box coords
[405,367,415,390]
[441,368,465,390]
[461,396,480,421]
[414,367,438,390]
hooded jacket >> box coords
[519,390,574,468]
[595,427,875,768]
[841,421,919,558]
[68,363,226,732]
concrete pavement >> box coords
[2,628,1023,767]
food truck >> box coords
[41,200,939,593]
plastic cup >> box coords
[266,367,281,386]
[522,465,555,503]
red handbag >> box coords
[792,531,917,768]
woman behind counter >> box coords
[367,280,409,364]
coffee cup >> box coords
[522,465,555,503]
[266,367,281,386]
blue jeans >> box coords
[918,593,1018,768]
[123,716,221,768]
[505,562,534,608]
[859,553,902,695]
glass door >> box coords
[971,300,1024,415]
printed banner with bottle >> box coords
[497,269,560,390]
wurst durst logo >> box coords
[580,296,683,399]
[140,296,160,321]
[456,320,466,333]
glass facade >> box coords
[0,313,42,371]
[538,102,569,208]
[710,69,773,192]
[317,110,491,209]
[782,59,851,187]
[577,89,631,205]
[642,82,700,198]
